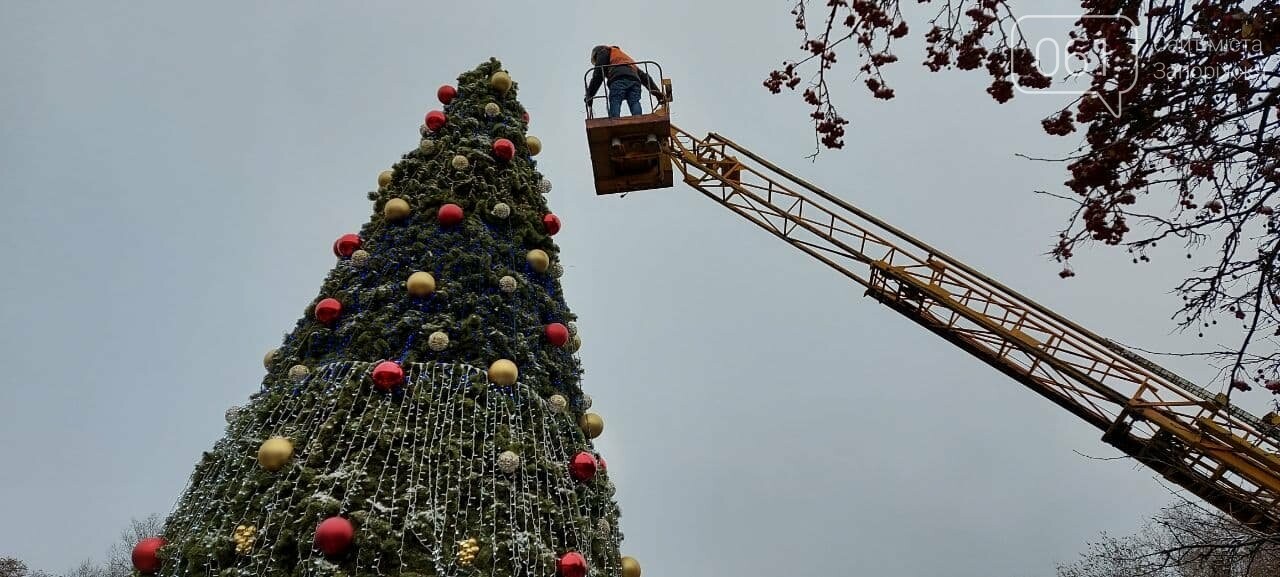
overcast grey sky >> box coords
[2,1,1267,575]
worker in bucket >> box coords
[585,45,665,118]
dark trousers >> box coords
[607,77,643,118]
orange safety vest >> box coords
[607,46,639,73]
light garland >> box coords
[156,361,611,576]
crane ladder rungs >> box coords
[664,124,1280,532]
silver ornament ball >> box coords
[548,394,568,413]
[499,275,518,293]
[428,331,449,351]
[497,450,521,474]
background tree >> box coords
[766,0,1280,402]
[2,515,162,577]
[60,560,101,577]
[0,559,28,577]
[102,515,163,577]
[0,558,52,577]
[1057,499,1280,576]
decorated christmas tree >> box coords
[133,59,641,577]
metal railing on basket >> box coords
[583,61,667,119]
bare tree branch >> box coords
[768,0,1280,407]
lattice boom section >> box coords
[670,129,900,277]
[667,125,1280,530]
[867,265,1280,529]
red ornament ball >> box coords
[569,451,597,481]
[545,323,569,347]
[132,537,165,574]
[315,516,355,556]
[437,84,457,104]
[371,361,405,391]
[492,138,515,161]
[332,233,362,258]
[542,213,562,236]
[314,298,342,325]
[425,110,447,132]
[437,203,464,227]
[557,551,589,577]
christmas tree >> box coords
[135,59,640,577]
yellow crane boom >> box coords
[583,65,1280,532]
[665,126,1280,531]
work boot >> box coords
[610,137,623,154]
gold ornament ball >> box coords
[456,538,480,564]
[484,102,501,117]
[488,359,519,386]
[419,139,436,154]
[621,557,641,577]
[378,170,393,188]
[384,198,411,221]
[525,136,542,156]
[428,331,449,351]
[580,413,604,439]
[350,249,370,265]
[526,249,550,273]
[263,348,277,369]
[490,71,513,93]
[288,364,310,382]
[406,272,436,297]
[452,155,470,170]
[257,436,294,471]
[568,334,582,353]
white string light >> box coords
[152,360,618,577]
